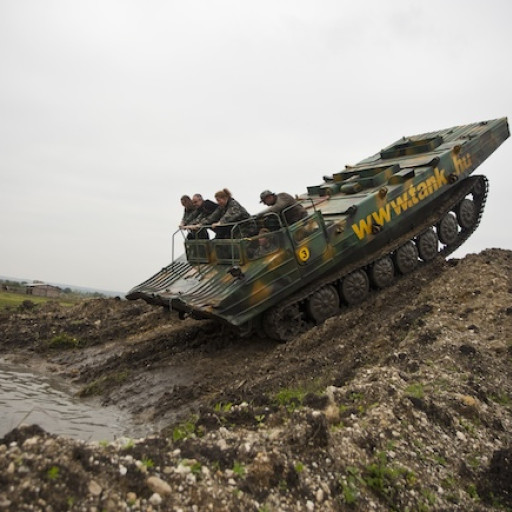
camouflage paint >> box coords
[127,118,509,329]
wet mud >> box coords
[0,248,511,511]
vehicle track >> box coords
[262,175,488,340]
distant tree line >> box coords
[1,279,108,299]
[1,279,27,293]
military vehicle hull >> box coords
[127,118,509,340]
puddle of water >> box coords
[0,359,152,441]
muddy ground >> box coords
[0,248,511,511]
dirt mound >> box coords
[0,248,510,510]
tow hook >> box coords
[228,266,245,280]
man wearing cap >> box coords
[258,190,308,227]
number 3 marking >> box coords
[298,247,310,262]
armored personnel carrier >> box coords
[127,118,509,340]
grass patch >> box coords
[274,388,306,412]
[47,333,80,349]
[172,416,199,442]
[489,392,511,407]
[363,451,416,506]
[232,461,246,478]
[46,465,60,481]
[214,401,233,413]
[466,483,479,500]
[339,466,363,505]
[405,383,425,399]
[0,292,47,310]
[141,457,154,469]
[294,462,304,473]
[0,291,77,311]
[273,379,326,412]
[189,460,202,476]
[78,371,130,397]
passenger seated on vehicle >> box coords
[192,193,217,219]
[179,195,199,240]
[257,190,308,229]
[248,228,278,259]
[293,219,321,242]
[183,193,217,240]
[199,188,257,239]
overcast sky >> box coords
[1,0,511,293]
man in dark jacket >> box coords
[258,190,308,228]
[184,193,217,239]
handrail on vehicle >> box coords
[175,201,323,266]
[176,215,282,266]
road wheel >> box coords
[370,256,395,288]
[456,198,477,229]
[417,228,438,261]
[341,269,370,305]
[437,212,459,245]
[395,241,419,274]
[263,303,303,341]
[306,285,340,324]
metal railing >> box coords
[174,202,322,266]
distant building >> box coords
[25,282,62,298]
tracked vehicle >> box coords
[127,118,509,340]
